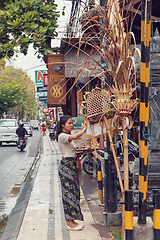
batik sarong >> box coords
[59,158,84,221]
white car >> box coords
[30,120,39,130]
[0,119,18,145]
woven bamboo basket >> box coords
[86,87,112,122]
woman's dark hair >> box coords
[55,115,71,142]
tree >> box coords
[0,66,37,119]
[0,80,22,117]
[0,0,62,62]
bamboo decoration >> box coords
[64,0,142,238]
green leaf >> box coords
[0,0,60,61]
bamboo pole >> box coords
[123,127,129,190]
[103,116,124,193]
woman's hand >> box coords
[68,123,87,141]
[81,123,87,133]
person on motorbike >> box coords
[16,123,28,138]
[16,123,28,145]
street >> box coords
[0,129,41,217]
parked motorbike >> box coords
[81,152,94,175]
[17,137,27,151]
[80,150,104,175]
[49,126,55,141]
[117,137,139,162]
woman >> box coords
[41,120,46,136]
[56,115,86,231]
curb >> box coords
[0,138,43,240]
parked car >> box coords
[22,122,32,136]
[30,120,39,130]
[0,119,18,145]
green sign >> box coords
[35,70,48,86]
[72,116,84,129]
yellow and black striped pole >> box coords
[97,159,103,202]
[125,190,133,240]
[138,0,151,224]
[153,190,160,239]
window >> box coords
[23,123,29,127]
[0,120,16,127]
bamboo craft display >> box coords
[64,0,142,238]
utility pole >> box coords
[104,137,117,212]
[138,0,151,224]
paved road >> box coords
[0,129,41,217]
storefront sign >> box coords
[35,70,48,86]
[43,73,48,87]
[42,107,49,113]
[47,54,66,106]
[36,86,47,92]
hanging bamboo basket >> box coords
[85,87,113,122]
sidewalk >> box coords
[2,133,113,240]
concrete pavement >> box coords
[1,133,113,240]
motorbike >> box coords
[80,137,139,181]
[17,137,27,151]
[117,137,139,162]
[49,126,55,141]
[80,150,104,175]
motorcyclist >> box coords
[16,123,28,150]
[16,123,28,138]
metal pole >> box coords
[138,0,151,224]
[97,159,103,202]
[125,190,133,240]
[56,107,58,122]
[104,116,124,193]
[104,137,117,212]
[100,0,117,214]
[153,189,160,239]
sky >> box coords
[7,0,71,83]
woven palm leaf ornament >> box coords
[77,0,141,199]
[81,87,112,122]
[78,0,140,130]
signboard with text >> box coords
[42,107,49,113]
[43,73,48,87]
[35,70,48,86]
[36,86,47,93]
[47,54,66,106]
